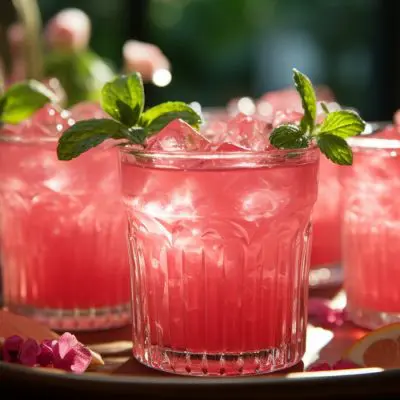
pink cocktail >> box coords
[226,91,343,287]
[341,125,400,329]
[308,155,342,287]
[120,118,319,375]
[0,105,131,331]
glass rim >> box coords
[0,133,58,144]
[347,122,400,150]
[120,145,319,161]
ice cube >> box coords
[200,120,228,143]
[69,101,107,121]
[145,119,210,151]
[213,142,248,152]
[272,110,303,128]
[29,104,75,136]
[225,113,270,151]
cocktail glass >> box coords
[308,155,342,287]
[340,125,400,329]
[120,126,319,375]
[0,105,131,331]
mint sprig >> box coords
[0,80,57,124]
[270,69,365,165]
[57,72,202,161]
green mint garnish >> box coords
[57,72,202,161]
[316,134,353,166]
[0,80,57,125]
[56,119,131,161]
[270,68,366,165]
[101,73,144,127]
[267,124,309,149]
[293,68,317,133]
[320,102,330,115]
[318,110,365,138]
[140,101,201,135]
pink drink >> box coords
[309,155,342,287]
[0,105,130,331]
[120,120,319,375]
[206,100,343,288]
[341,126,400,329]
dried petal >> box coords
[57,332,79,358]
[37,339,55,367]
[307,361,332,371]
[19,338,40,366]
[3,335,24,362]
[308,297,347,328]
[52,333,92,373]
[332,359,361,370]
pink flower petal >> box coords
[307,361,332,371]
[57,332,79,359]
[53,342,92,373]
[307,359,362,372]
[68,345,92,374]
[308,297,347,328]
[19,338,40,366]
[332,359,361,370]
[3,335,24,362]
[37,339,55,367]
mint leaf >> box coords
[317,134,353,165]
[0,80,57,124]
[140,102,202,134]
[293,68,317,133]
[318,110,365,138]
[126,127,147,144]
[270,124,309,149]
[101,73,144,127]
[320,102,330,114]
[57,119,129,161]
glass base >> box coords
[347,304,400,330]
[6,303,131,331]
[133,341,304,376]
[309,263,343,288]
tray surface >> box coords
[1,287,400,399]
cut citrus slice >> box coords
[344,323,400,369]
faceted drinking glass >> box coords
[120,145,319,376]
[0,129,131,331]
[341,128,400,329]
[308,155,342,287]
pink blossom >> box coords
[37,339,55,367]
[307,361,332,371]
[52,333,92,373]
[1,333,92,373]
[308,297,347,328]
[2,335,24,362]
[19,338,41,366]
[307,359,361,372]
[45,8,91,51]
[332,359,360,370]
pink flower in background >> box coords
[123,40,171,83]
[45,8,91,52]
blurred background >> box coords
[0,0,399,121]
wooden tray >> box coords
[1,287,400,399]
